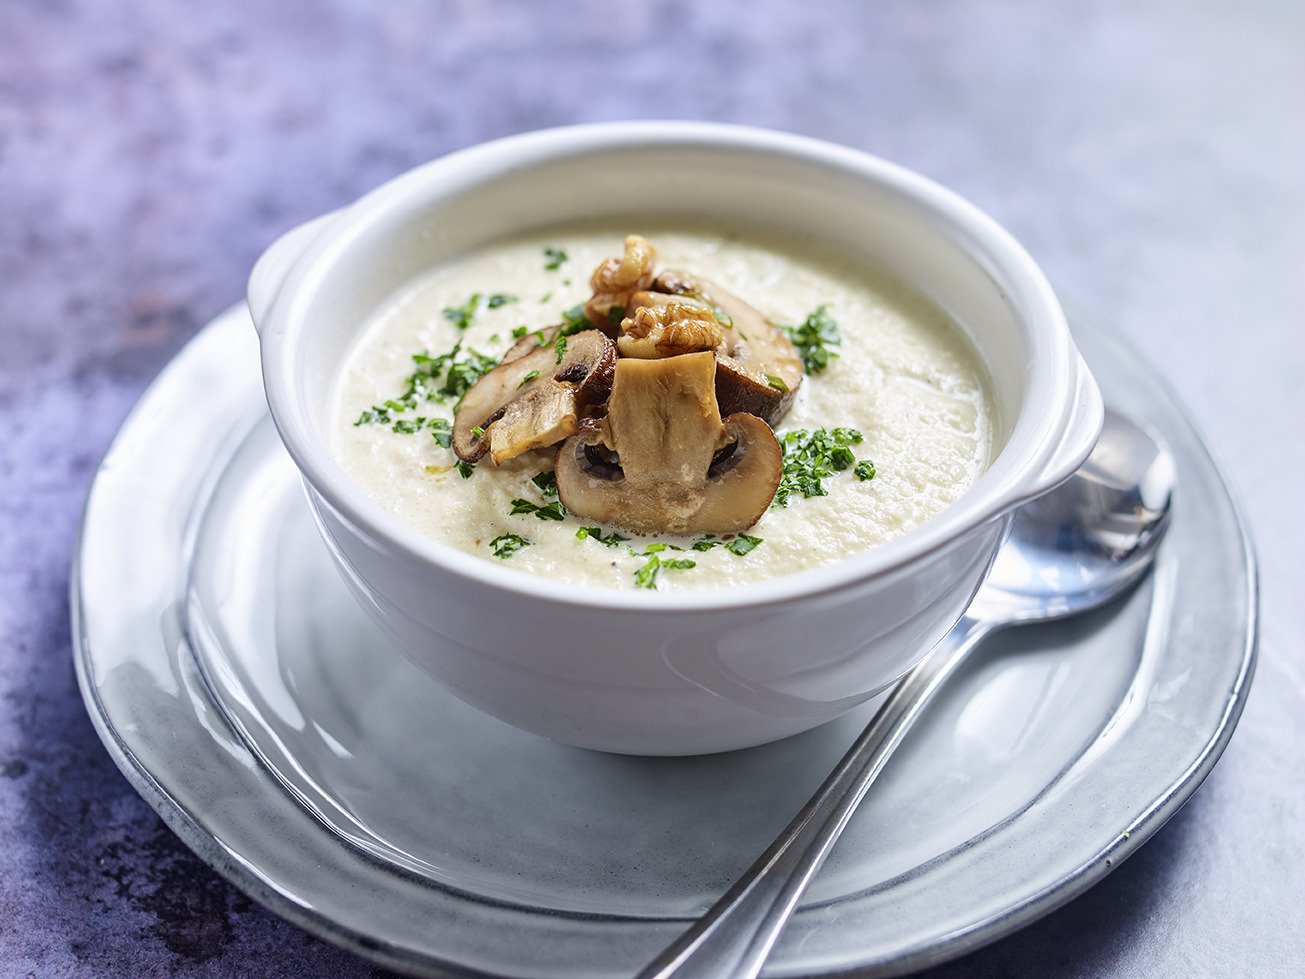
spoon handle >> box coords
[636,612,996,979]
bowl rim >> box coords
[256,120,1089,613]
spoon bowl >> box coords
[640,407,1175,979]
[976,408,1174,622]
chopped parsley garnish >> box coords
[512,470,564,519]
[440,292,514,328]
[489,534,531,559]
[634,547,696,589]
[512,325,529,339]
[765,373,789,392]
[470,425,485,438]
[854,460,877,481]
[554,336,568,365]
[391,417,427,434]
[429,418,453,448]
[355,341,500,427]
[559,304,596,336]
[544,247,568,271]
[692,533,763,556]
[518,369,541,388]
[443,293,482,330]
[456,461,475,479]
[576,526,629,548]
[726,534,763,556]
[531,471,558,498]
[772,427,867,508]
[783,304,842,375]
[510,498,566,521]
[440,350,499,405]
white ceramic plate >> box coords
[72,303,1255,977]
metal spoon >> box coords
[638,408,1174,979]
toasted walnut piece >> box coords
[555,351,782,535]
[653,270,804,426]
[452,330,616,465]
[617,296,725,359]
[584,235,658,332]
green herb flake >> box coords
[560,304,590,336]
[355,407,388,426]
[634,550,696,589]
[726,534,763,556]
[772,426,866,508]
[783,304,842,375]
[606,305,625,326]
[442,293,482,330]
[354,341,500,433]
[489,533,531,559]
[554,336,568,365]
[391,417,425,434]
[510,498,566,521]
[765,373,789,392]
[487,293,517,309]
[576,526,629,548]
[512,325,529,339]
[854,460,877,481]
[692,533,763,556]
[456,460,475,479]
[531,471,558,498]
[544,247,568,271]
[470,425,485,438]
[429,418,453,448]
[518,369,541,389]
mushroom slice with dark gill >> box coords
[650,269,804,426]
[452,329,616,465]
[555,351,783,535]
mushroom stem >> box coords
[556,352,783,535]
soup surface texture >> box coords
[330,227,997,590]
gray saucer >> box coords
[72,303,1255,977]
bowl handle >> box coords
[1032,353,1105,494]
[247,211,341,330]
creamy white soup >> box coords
[330,226,997,590]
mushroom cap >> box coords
[555,351,782,536]
[452,329,616,465]
[651,270,804,426]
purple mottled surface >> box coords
[2,1,1302,976]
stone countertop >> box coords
[2,1,1301,975]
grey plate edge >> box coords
[68,303,1260,979]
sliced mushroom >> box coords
[500,324,560,365]
[453,329,616,465]
[555,351,782,535]
[584,234,658,333]
[652,270,804,426]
